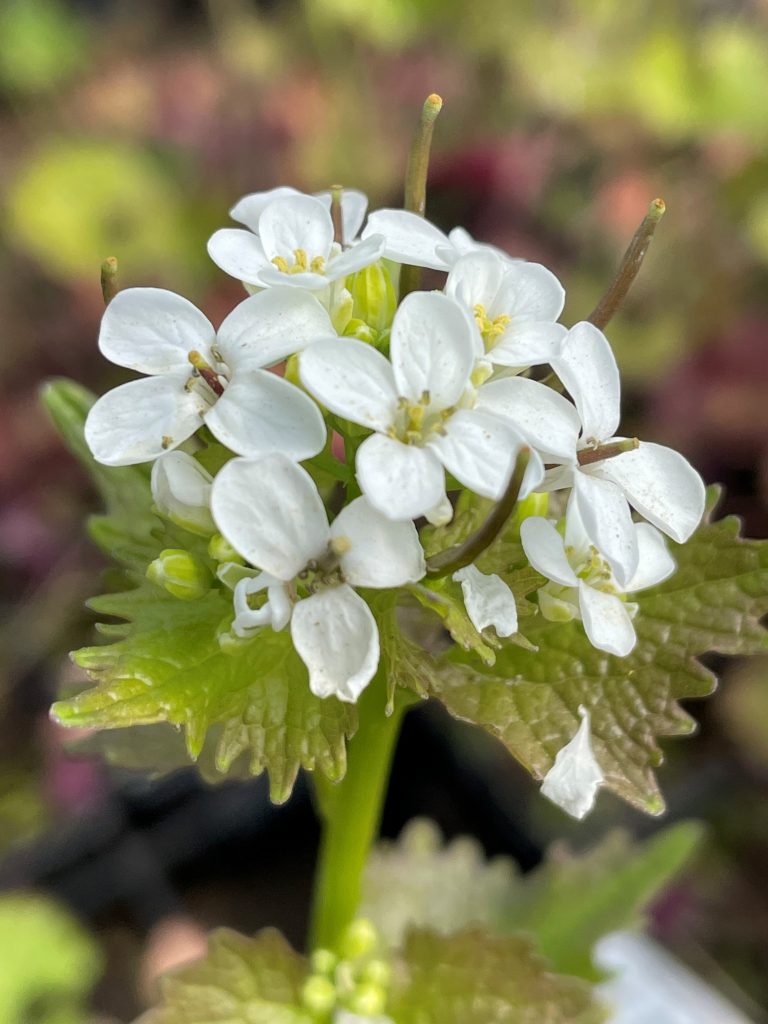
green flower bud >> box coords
[348,261,397,333]
[301,975,336,1015]
[310,948,338,976]
[343,318,378,345]
[339,917,378,960]
[348,981,387,1016]
[208,533,242,565]
[330,286,354,334]
[146,549,212,601]
[362,958,391,988]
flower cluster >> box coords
[83,186,706,815]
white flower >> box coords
[150,450,215,535]
[228,186,370,244]
[520,501,676,656]
[445,250,566,369]
[299,291,542,522]
[84,286,331,466]
[361,212,514,271]
[210,453,426,702]
[540,706,604,819]
[207,193,384,291]
[452,564,518,637]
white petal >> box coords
[540,707,604,819]
[299,338,398,431]
[520,517,578,587]
[315,188,369,241]
[441,225,516,265]
[624,523,677,592]
[84,374,204,466]
[332,497,426,588]
[254,264,330,291]
[362,210,451,270]
[591,441,706,543]
[258,194,333,261]
[489,322,566,368]
[453,564,518,637]
[229,186,302,231]
[205,369,326,461]
[444,250,506,311]
[232,573,292,636]
[98,288,215,375]
[211,454,329,579]
[578,581,637,656]
[326,234,385,280]
[216,287,334,370]
[207,228,270,286]
[573,471,638,587]
[390,292,475,409]
[476,377,581,460]
[356,434,445,520]
[552,321,620,442]
[291,585,379,702]
[150,450,214,535]
[492,261,565,322]
[429,408,530,500]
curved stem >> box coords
[309,671,405,951]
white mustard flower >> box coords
[84,286,331,466]
[361,212,515,271]
[150,450,215,536]
[520,501,676,656]
[299,291,542,522]
[207,193,384,292]
[445,250,566,369]
[452,564,518,637]
[210,453,426,702]
[227,186,369,244]
[540,706,604,819]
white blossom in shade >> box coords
[84,286,332,466]
[299,291,543,522]
[210,453,426,702]
[445,250,566,369]
[520,501,676,657]
[540,706,604,819]
[207,194,384,292]
[452,564,518,637]
[150,451,215,535]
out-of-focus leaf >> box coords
[0,0,88,95]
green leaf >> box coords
[408,581,499,665]
[54,583,356,803]
[424,494,768,812]
[138,928,310,1024]
[391,928,604,1024]
[0,893,101,1024]
[506,822,703,981]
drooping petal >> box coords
[476,377,581,460]
[150,450,215,535]
[578,581,637,657]
[590,441,706,543]
[520,517,579,588]
[299,338,398,431]
[540,707,604,819]
[98,288,216,375]
[205,369,326,461]
[552,321,620,442]
[331,497,426,588]
[291,585,379,702]
[216,287,334,370]
[326,234,386,280]
[356,434,445,520]
[84,373,205,466]
[207,228,270,286]
[211,454,329,580]
[444,250,506,312]
[315,188,369,241]
[232,573,292,636]
[624,523,677,592]
[573,471,638,587]
[492,261,565,322]
[489,321,566,368]
[429,408,534,500]
[257,195,334,262]
[362,209,452,270]
[390,292,475,410]
[453,564,518,637]
[229,186,302,232]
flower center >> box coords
[568,544,619,595]
[185,350,228,411]
[271,248,327,275]
[388,391,453,445]
[474,303,511,352]
[296,538,350,593]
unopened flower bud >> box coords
[349,262,397,333]
[361,958,391,988]
[301,975,336,1015]
[343,318,378,345]
[208,533,242,565]
[151,451,215,536]
[147,549,212,601]
[310,948,337,976]
[348,981,387,1016]
[339,918,378,961]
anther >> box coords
[188,351,224,397]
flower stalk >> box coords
[399,93,443,300]
[100,256,119,305]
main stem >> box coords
[309,670,404,951]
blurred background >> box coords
[0,0,767,1019]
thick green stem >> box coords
[310,671,404,951]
